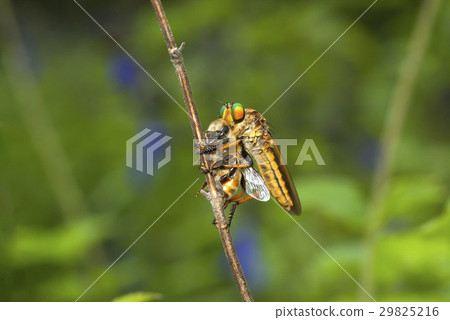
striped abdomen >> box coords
[250,143,301,215]
[239,109,301,215]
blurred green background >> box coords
[1,0,449,301]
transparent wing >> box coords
[242,166,270,202]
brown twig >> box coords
[149,0,253,302]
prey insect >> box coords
[196,118,270,228]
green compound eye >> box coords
[231,103,245,122]
[219,104,226,118]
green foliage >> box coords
[8,216,109,267]
[299,175,366,231]
[113,292,162,302]
[1,0,449,302]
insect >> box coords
[217,102,301,215]
[196,118,270,228]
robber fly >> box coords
[196,118,270,227]
[217,102,301,215]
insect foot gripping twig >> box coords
[150,0,253,302]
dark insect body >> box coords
[196,118,269,228]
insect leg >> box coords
[223,194,254,228]
[195,181,208,197]
[227,202,238,228]
[224,192,244,209]
[217,138,242,151]
[220,163,251,169]
[212,193,254,229]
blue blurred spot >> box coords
[220,222,267,293]
[110,54,137,88]
[355,136,379,171]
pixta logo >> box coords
[126,129,172,175]
[192,138,325,166]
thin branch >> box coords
[149,0,253,302]
[361,0,442,297]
